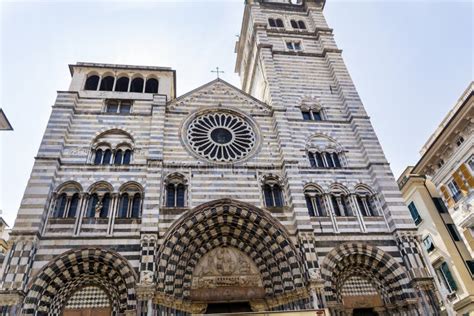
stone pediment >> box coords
[168,79,272,115]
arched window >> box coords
[355,187,379,217]
[290,20,298,28]
[268,18,276,27]
[118,194,129,218]
[118,183,143,218]
[114,150,123,165]
[304,186,326,217]
[123,150,132,165]
[276,19,284,27]
[68,193,80,218]
[102,149,112,165]
[263,182,283,208]
[94,149,103,165]
[145,78,159,93]
[298,21,306,29]
[165,174,187,208]
[54,193,67,218]
[115,77,129,92]
[130,77,144,93]
[84,75,99,90]
[99,193,111,218]
[86,194,99,218]
[131,193,141,218]
[99,76,115,91]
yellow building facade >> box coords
[398,82,474,315]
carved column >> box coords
[138,234,158,315]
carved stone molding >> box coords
[136,284,155,300]
[0,292,24,306]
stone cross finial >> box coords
[211,67,224,79]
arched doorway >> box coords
[62,285,112,316]
[22,248,137,315]
[320,243,416,315]
[155,199,310,313]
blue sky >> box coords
[0,0,472,226]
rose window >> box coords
[186,112,257,162]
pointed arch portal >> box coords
[156,199,309,313]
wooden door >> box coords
[63,307,111,316]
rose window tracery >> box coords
[186,111,257,162]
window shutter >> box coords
[440,185,454,208]
[441,262,458,292]
[460,164,474,188]
[453,172,468,196]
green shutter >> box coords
[441,262,458,292]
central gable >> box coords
[168,79,272,115]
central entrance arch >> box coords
[156,199,309,313]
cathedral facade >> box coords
[0,0,441,315]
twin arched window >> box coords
[84,74,159,94]
[53,193,80,218]
[262,177,284,208]
[118,193,141,218]
[290,20,306,30]
[302,109,322,121]
[164,174,187,208]
[268,18,284,28]
[86,193,111,218]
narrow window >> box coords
[298,21,306,29]
[94,149,103,165]
[302,111,312,120]
[99,76,115,91]
[439,262,458,292]
[263,184,274,207]
[54,193,67,217]
[68,194,79,218]
[123,150,132,165]
[176,184,186,207]
[276,19,284,27]
[333,153,342,168]
[448,180,462,202]
[268,18,276,27]
[86,194,99,217]
[106,100,119,113]
[446,224,461,241]
[432,197,448,213]
[294,42,302,51]
[331,196,341,216]
[423,235,435,253]
[312,110,322,121]
[290,20,298,28]
[325,153,335,168]
[357,196,368,216]
[102,149,112,165]
[114,150,123,165]
[84,75,100,90]
[115,77,129,92]
[342,196,353,216]
[315,152,324,168]
[120,101,132,114]
[286,42,294,50]
[315,196,326,216]
[145,78,159,93]
[131,193,141,218]
[456,136,464,147]
[100,194,110,218]
[130,77,144,93]
[466,260,474,276]
[408,202,422,225]
[305,196,316,217]
[166,184,176,207]
[308,152,317,168]
[119,194,129,218]
[273,185,283,207]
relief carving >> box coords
[190,247,265,301]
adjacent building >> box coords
[0,0,441,315]
[398,82,474,315]
[0,109,13,131]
